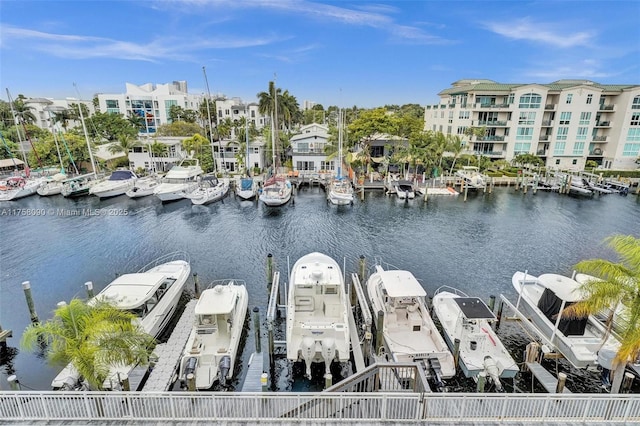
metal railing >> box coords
[325,363,431,394]
[0,391,638,422]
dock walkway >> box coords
[143,299,197,391]
[526,362,572,393]
[241,352,265,392]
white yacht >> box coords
[153,158,203,202]
[395,180,415,199]
[126,175,161,198]
[89,170,138,199]
[432,286,519,390]
[236,177,258,201]
[178,280,248,389]
[327,178,354,205]
[186,175,229,205]
[456,166,487,190]
[37,173,67,196]
[511,271,620,371]
[366,265,456,383]
[287,252,350,378]
[259,175,292,207]
[0,176,41,201]
[51,252,191,390]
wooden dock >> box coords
[240,352,265,392]
[143,299,197,391]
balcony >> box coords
[539,135,549,141]
[541,120,553,126]
[479,103,510,109]
[598,105,615,111]
[477,120,507,126]
[536,150,548,156]
[595,121,610,127]
[544,104,555,110]
[588,148,604,156]
[592,136,608,142]
[475,151,504,157]
[477,135,505,141]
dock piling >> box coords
[186,373,195,391]
[0,324,12,346]
[193,273,201,298]
[375,310,384,354]
[495,299,504,329]
[622,372,635,393]
[453,338,461,368]
[358,255,366,281]
[555,372,567,393]
[84,281,94,299]
[261,372,268,392]
[488,295,496,312]
[324,373,333,389]
[477,371,486,393]
[253,307,261,353]
[120,373,130,391]
[7,375,20,391]
[266,253,274,293]
[22,281,39,324]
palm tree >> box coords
[564,234,640,392]
[21,298,156,390]
[11,97,37,125]
[108,133,138,157]
[447,135,466,174]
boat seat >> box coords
[295,296,315,312]
[323,302,341,318]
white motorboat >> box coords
[89,169,138,199]
[126,175,161,198]
[178,280,248,389]
[432,286,519,390]
[327,178,354,205]
[455,166,487,190]
[511,271,620,371]
[37,173,67,196]
[61,173,100,198]
[51,251,191,390]
[366,265,455,384]
[287,252,350,378]
[259,175,292,207]
[0,176,41,201]
[153,158,203,202]
[395,180,415,199]
[236,177,258,201]
[186,175,229,205]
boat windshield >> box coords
[109,171,134,180]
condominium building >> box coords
[424,79,640,170]
[96,81,204,135]
[215,97,267,133]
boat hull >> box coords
[154,183,198,202]
[90,181,135,199]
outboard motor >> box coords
[321,338,337,375]
[483,356,503,392]
[218,355,231,386]
[181,356,198,388]
[60,375,80,391]
[300,337,316,378]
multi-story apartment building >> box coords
[25,97,95,132]
[424,79,640,170]
[215,97,267,133]
[96,81,204,135]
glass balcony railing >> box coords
[598,105,614,111]
[544,104,555,110]
[541,120,553,126]
[477,120,507,126]
[592,136,608,142]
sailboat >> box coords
[259,82,292,207]
[327,109,354,206]
[236,118,258,201]
[61,90,100,198]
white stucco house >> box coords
[290,123,334,176]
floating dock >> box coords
[240,352,265,392]
[143,299,197,391]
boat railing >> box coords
[433,285,469,298]
[203,279,247,290]
[137,251,191,273]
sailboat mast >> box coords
[5,88,28,165]
[245,113,250,176]
[46,110,65,172]
[273,79,279,172]
[73,84,97,178]
[202,66,218,173]
[337,108,343,180]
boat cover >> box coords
[537,288,587,336]
[240,178,253,191]
[454,297,495,319]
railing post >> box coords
[266,253,273,294]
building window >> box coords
[579,112,591,125]
[622,142,640,157]
[586,94,593,104]
[106,99,119,108]
[508,93,515,104]
[572,142,585,155]
[559,112,571,125]
[296,161,315,171]
[556,159,561,165]
[516,127,533,141]
[225,109,230,115]
[320,161,335,171]
[554,142,566,155]
[458,111,470,119]
[557,127,569,141]
[519,93,542,109]
[576,127,588,141]
[633,96,640,110]
[447,126,452,134]
[514,142,531,153]
[572,159,577,165]
[566,94,573,104]
[627,128,640,142]
[518,112,536,125]
[457,126,467,135]
[218,110,222,117]
[253,147,260,154]
[631,113,640,126]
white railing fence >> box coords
[0,392,638,422]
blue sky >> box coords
[1,1,638,109]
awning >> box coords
[0,158,25,168]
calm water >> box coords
[1,185,639,392]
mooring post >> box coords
[463,179,468,202]
[622,372,635,393]
[358,255,366,281]
[268,321,275,377]
[477,371,486,393]
[186,373,195,391]
[423,186,428,202]
[0,323,12,347]
[488,295,496,312]
[453,338,461,367]
[523,176,528,194]
[253,307,261,353]
[363,325,372,365]
[261,372,268,392]
[495,299,504,329]
[22,281,39,324]
[360,187,365,201]
[84,281,94,299]
[555,372,567,393]
[375,310,384,354]
[325,373,333,389]
[266,253,274,293]
[488,177,493,194]
[523,342,540,372]
[193,273,200,298]
[7,375,20,390]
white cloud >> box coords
[484,18,594,48]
